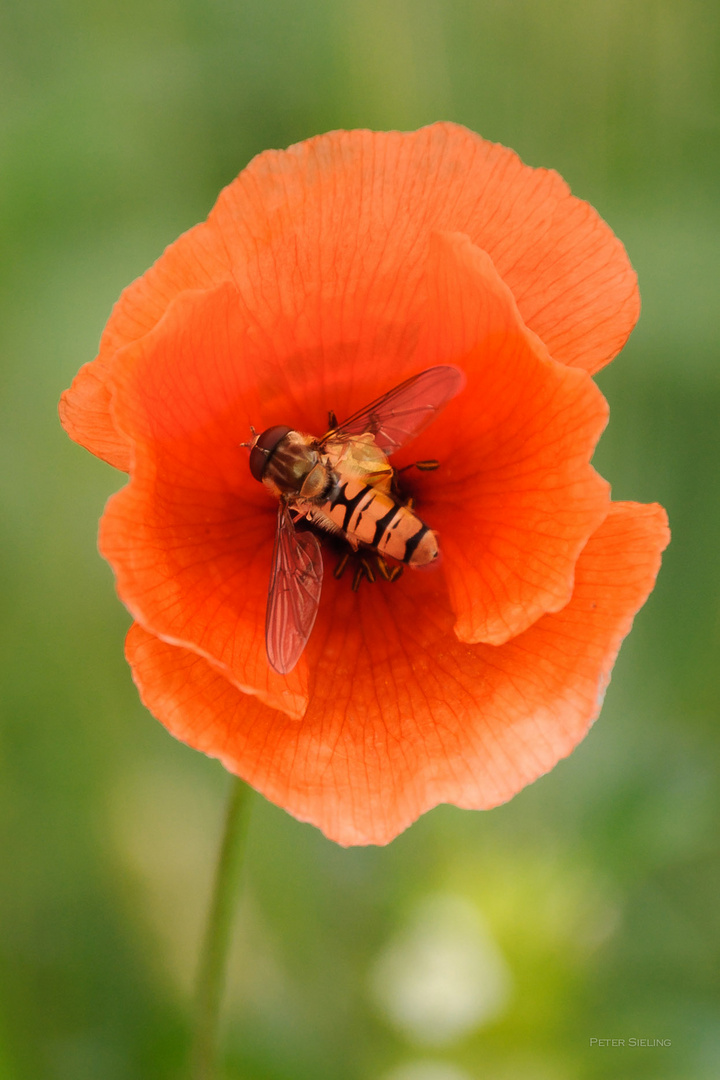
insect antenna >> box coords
[239,425,258,449]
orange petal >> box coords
[407,230,610,643]
[99,283,310,719]
[59,221,223,471]
[209,124,638,376]
[61,124,638,465]
[59,362,133,471]
[126,502,669,846]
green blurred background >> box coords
[2,1,718,1077]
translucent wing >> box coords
[266,503,324,675]
[326,365,465,455]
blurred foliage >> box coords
[1,0,719,1077]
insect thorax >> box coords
[262,430,328,498]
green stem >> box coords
[191,777,252,1080]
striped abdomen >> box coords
[321,476,438,566]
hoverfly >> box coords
[246,365,465,674]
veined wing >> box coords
[266,504,324,675]
[326,365,465,455]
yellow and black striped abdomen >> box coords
[321,476,438,566]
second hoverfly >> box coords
[247,365,464,674]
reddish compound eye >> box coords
[249,425,292,481]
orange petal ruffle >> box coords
[126,502,669,846]
[99,283,310,718]
[60,123,638,471]
[413,231,610,643]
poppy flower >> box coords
[60,123,669,845]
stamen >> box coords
[333,552,350,580]
[361,557,376,583]
[389,565,404,583]
[375,556,392,581]
[351,564,365,592]
[397,459,440,474]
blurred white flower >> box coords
[379,1061,473,1080]
[369,894,512,1045]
